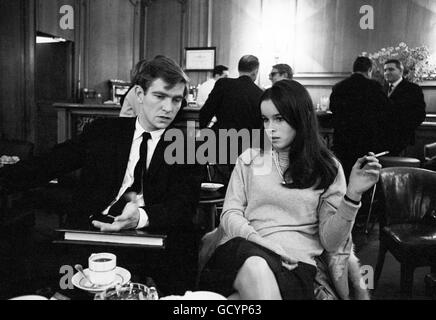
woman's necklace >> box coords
[272,150,288,185]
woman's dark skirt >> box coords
[198,237,317,300]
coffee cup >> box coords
[88,253,117,286]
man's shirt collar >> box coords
[134,118,165,141]
[391,77,403,89]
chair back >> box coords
[378,167,436,227]
[0,139,34,160]
[379,156,421,168]
[424,142,436,162]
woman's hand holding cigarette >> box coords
[346,152,382,202]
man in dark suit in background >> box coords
[0,57,202,295]
[383,59,426,155]
[196,65,229,108]
[269,63,294,85]
[200,55,263,132]
[199,55,263,183]
[330,56,391,179]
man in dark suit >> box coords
[199,55,263,183]
[200,55,263,132]
[269,63,293,84]
[383,59,426,155]
[0,57,202,295]
[330,56,391,179]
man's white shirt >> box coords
[196,78,216,108]
[388,77,403,97]
[102,118,165,229]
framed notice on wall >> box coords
[185,47,216,71]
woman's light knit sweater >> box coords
[218,149,361,266]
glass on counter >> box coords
[187,85,199,105]
[319,96,330,112]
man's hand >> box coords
[92,193,140,232]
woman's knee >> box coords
[235,256,273,285]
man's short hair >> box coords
[133,57,189,96]
[238,55,260,73]
[353,56,372,73]
[213,65,229,77]
[131,59,148,83]
[384,59,404,71]
[272,64,294,79]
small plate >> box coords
[201,183,224,192]
[161,291,227,300]
[72,266,131,293]
[9,295,48,300]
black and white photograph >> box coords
[0,0,436,307]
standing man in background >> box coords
[330,56,391,179]
[383,59,426,156]
[119,59,148,117]
[269,63,294,85]
[196,65,229,108]
[199,55,263,184]
[200,55,263,132]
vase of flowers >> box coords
[362,43,436,84]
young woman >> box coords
[198,80,381,300]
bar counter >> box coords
[53,103,202,143]
[53,102,333,142]
[53,102,436,160]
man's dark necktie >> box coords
[108,132,151,217]
[388,84,394,95]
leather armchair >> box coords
[197,227,369,300]
[424,142,436,162]
[374,167,436,297]
[0,139,34,209]
[423,142,436,172]
[0,140,36,294]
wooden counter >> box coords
[54,103,436,161]
[54,103,121,143]
[53,102,333,145]
[53,103,203,143]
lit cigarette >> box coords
[373,151,389,158]
[207,116,217,128]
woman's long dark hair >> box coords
[260,80,338,190]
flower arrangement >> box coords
[362,42,436,84]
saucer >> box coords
[72,266,131,293]
[9,295,48,300]
[201,182,224,192]
[160,291,227,300]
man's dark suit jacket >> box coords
[0,117,201,231]
[0,117,203,294]
[199,75,263,131]
[385,78,426,155]
[329,73,391,177]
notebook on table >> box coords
[55,228,166,249]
